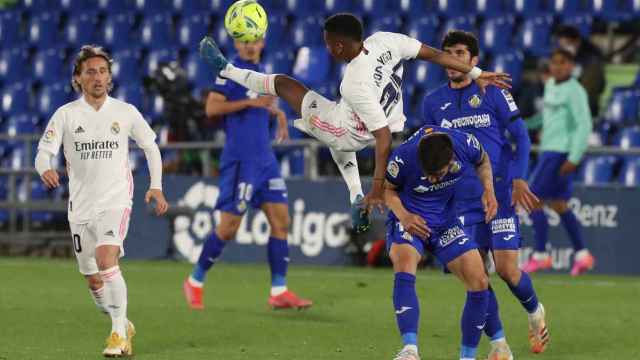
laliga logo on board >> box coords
[172,181,352,263]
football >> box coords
[224,0,269,43]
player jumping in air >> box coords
[384,126,503,360]
[35,45,169,358]
[183,35,312,310]
[422,30,549,355]
[198,13,511,233]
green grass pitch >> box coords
[1,258,639,359]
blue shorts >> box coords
[215,157,288,215]
[460,187,522,251]
[530,151,574,200]
[386,219,478,266]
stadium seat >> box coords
[28,13,60,48]
[0,11,23,48]
[185,52,213,91]
[290,16,323,48]
[1,84,31,116]
[102,13,135,51]
[441,16,476,35]
[177,14,209,49]
[209,0,238,12]
[508,0,546,15]
[144,48,180,75]
[517,15,553,57]
[33,48,66,84]
[322,0,352,13]
[263,13,288,45]
[488,51,524,89]
[590,0,634,22]
[112,49,142,83]
[135,0,170,15]
[292,46,330,87]
[613,126,640,150]
[470,0,506,16]
[578,156,616,185]
[148,94,165,123]
[367,16,402,35]
[0,48,30,87]
[552,0,583,15]
[405,16,439,46]
[408,61,446,92]
[560,14,594,38]
[479,16,515,55]
[352,0,388,15]
[114,85,145,110]
[98,0,129,14]
[172,0,209,16]
[141,14,173,49]
[211,19,233,55]
[619,157,640,186]
[284,0,320,18]
[37,83,72,120]
[22,0,49,13]
[64,11,99,47]
[59,0,98,14]
[399,0,437,15]
[436,0,466,17]
[5,114,39,138]
[263,49,295,75]
[604,89,639,126]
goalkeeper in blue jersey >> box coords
[422,30,548,355]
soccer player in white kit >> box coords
[34,45,169,358]
[199,13,511,232]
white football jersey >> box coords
[337,32,422,142]
[38,96,157,224]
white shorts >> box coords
[294,91,373,152]
[69,208,131,275]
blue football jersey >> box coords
[385,126,483,233]
[211,57,275,162]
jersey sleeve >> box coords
[375,32,422,60]
[38,108,65,156]
[342,80,389,132]
[210,75,234,97]
[421,93,437,125]
[129,105,157,148]
[460,132,483,165]
[493,87,521,125]
[567,85,593,164]
[385,147,409,188]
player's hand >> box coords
[399,212,431,240]
[475,71,512,92]
[145,189,169,216]
[270,108,289,143]
[559,160,578,176]
[511,178,539,213]
[364,183,386,214]
[41,169,60,189]
[250,95,276,109]
[482,189,498,223]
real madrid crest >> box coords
[111,121,120,135]
[468,94,482,108]
[237,200,247,212]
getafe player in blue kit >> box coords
[385,126,503,360]
[422,31,548,354]
[183,37,312,310]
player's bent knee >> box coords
[468,273,489,292]
[85,274,103,290]
[496,263,521,285]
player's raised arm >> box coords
[35,109,65,189]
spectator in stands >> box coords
[554,25,606,116]
[523,48,596,277]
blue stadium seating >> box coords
[551,0,584,15]
[172,0,209,16]
[0,11,22,48]
[285,0,320,17]
[65,11,99,47]
[185,52,213,92]
[578,156,616,185]
[441,16,476,35]
[263,50,295,75]
[141,14,174,49]
[619,157,640,186]
[470,0,506,16]
[33,48,66,84]
[209,0,237,12]
[489,51,525,89]
[135,0,170,15]
[0,48,30,87]
[5,114,39,138]
[405,16,439,46]
[290,16,323,48]
[28,180,55,223]
[322,0,353,13]
[560,14,594,38]
[292,46,330,87]
[28,13,60,48]
[604,89,639,126]
[98,0,130,14]
[37,83,72,120]
[479,16,515,55]
[518,15,553,57]
[399,0,434,15]
[367,16,402,35]
[114,85,145,111]
[59,0,98,14]
[102,13,136,51]
[112,49,142,82]
[352,0,389,15]
[508,0,546,14]
[436,0,466,17]
[144,48,180,75]
[263,13,288,45]
[22,0,49,13]
[590,0,636,22]
[612,126,640,150]
[408,61,446,92]
[148,94,165,123]
[178,14,209,49]
[211,18,233,54]
[2,84,31,116]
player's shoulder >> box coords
[51,97,83,119]
[108,96,141,113]
[423,83,451,104]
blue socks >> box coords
[460,290,489,359]
[560,211,585,251]
[267,237,289,287]
[192,232,227,283]
[531,209,549,253]
[393,272,420,346]
[508,271,539,313]
[484,286,505,341]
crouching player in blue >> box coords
[422,30,549,354]
[183,37,312,310]
[385,126,505,360]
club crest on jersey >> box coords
[43,128,55,143]
[387,160,400,178]
[237,200,247,212]
[468,94,482,108]
[111,121,120,135]
[450,161,461,174]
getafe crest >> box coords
[450,161,461,174]
[469,94,482,108]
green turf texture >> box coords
[1,258,639,360]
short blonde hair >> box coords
[71,45,113,93]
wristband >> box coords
[468,66,482,80]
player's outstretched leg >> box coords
[329,149,369,233]
[199,36,308,115]
[484,286,513,360]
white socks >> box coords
[100,266,128,339]
[270,286,287,297]
[402,344,418,354]
[188,276,204,288]
[89,286,108,314]
[220,63,278,96]
[329,148,364,203]
[575,249,590,261]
